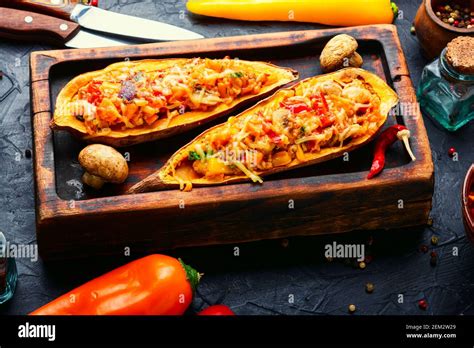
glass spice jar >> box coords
[0,231,17,304]
[417,36,474,131]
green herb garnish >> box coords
[230,71,244,78]
[188,151,201,161]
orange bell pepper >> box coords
[187,0,396,26]
[30,255,200,315]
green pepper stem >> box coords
[391,2,399,18]
[179,258,202,293]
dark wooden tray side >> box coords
[30,25,434,260]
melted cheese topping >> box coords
[70,57,274,135]
[179,77,383,183]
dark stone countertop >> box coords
[0,0,473,315]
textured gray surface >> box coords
[0,0,473,315]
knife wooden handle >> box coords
[0,0,94,20]
[0,7,79,46]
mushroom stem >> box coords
[348,52,363,68]
[396,129,416,161]
[82,172,105,190]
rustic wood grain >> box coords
[29,24,434,260]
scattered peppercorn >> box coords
[431,236,439,245]
[367,236,374,246]
[365,283,375,293]
[419,244,429,253]
[430,251,438,266]
[348,304,356,313]
[418,299,428,310]
[25,149,32,159]
[352,259,359,269]
[427,217,433,226]
[448,147,456,157]
[359,261,366,269]
[435,2,473,28]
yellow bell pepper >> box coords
[187,0,396,27]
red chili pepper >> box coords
[319,92,329,113]
[265,128,277,138]
[263,123,282,144]
[198,304,235,316]
[280,102,311,114]
[320,115,334,128]
[310,93,334,129]
[310,92,329,115]
[86,81,103,106]
[367,124,416,179]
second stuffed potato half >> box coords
[129,68,398,193]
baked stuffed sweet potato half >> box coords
[128,68,398,193]
[51,57,298,147]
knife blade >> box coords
[70,4,204,41]
[64,29,137,48]
[1,0,204,41]
[0,7,135,48]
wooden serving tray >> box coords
[30,24,434,260]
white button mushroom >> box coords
[320,34,364,73]
[78,144,129,190]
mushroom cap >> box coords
[320,34,359,72]
[445,36,474,75]
[78,144,128,183]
